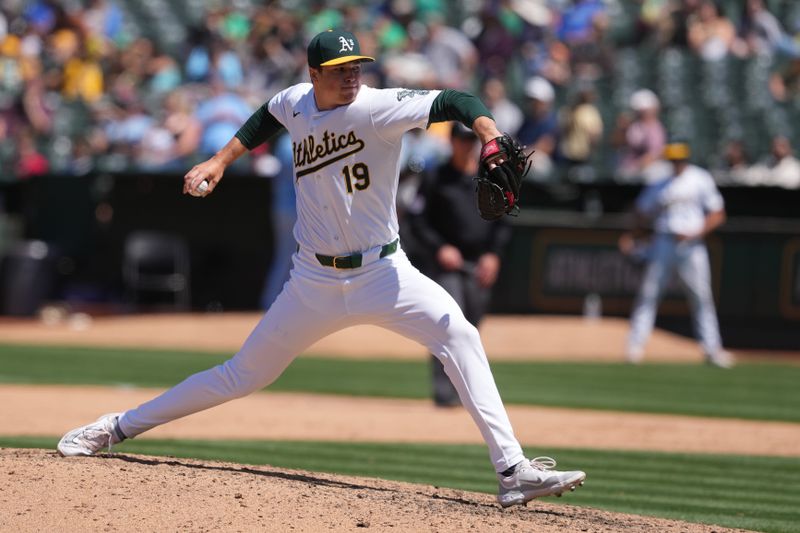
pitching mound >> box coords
[1,448,744,532]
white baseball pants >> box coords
[627,235,722,356]
[118,246,525,472]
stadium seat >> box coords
[0,240,59,316]
[122,230,191,311]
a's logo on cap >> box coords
[338,36,354,52]
[307,29,374,67]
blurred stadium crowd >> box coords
[0,0,799,188]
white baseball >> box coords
[191,180,209,197]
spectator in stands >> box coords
[569,9,614,83]
[184,26,213,83]
[103,98,154,166]
[481,76,523,136]
[194,79,253,159]
[748,135,800,189]
[474,8,518,80]
[22,77,53,135]
[162,89,202,165]
[210,39,244,90]
[0,34,25,96]
[769,57,800,103]
[244,33,298,103]
[82,0,125,49]
[115,37,156,90]
[305,2,345,35]
[146,46,181,96]
[137,90,201,172]
[712,138,757,185]
[23,1,57,40]
[18,24,45,85]
[613,89,667,183]
[517,76,558,180]
[2,0,800,187]
[423,12,478,90]
[371,10,408,54]
[629,0,670,46]
[61,38,104,103]
[507,0,552,41]
[546,40,573,88]
[138,123,176,170]
[556,0,607,46]
[218,7,251,44]
[687,0,736,61]
[48,25,81,78]
[736,0,800,59]
[660,0,703,49]
[557,85,604,182]
[382,27,438,88]
[15,128,49,179]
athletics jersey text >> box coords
[293,130,365,178]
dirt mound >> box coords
[1,448,746,532]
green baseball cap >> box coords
[307,29,375,68]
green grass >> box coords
[1,343,799,421]
[3,437,798,533]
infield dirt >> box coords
[0,313,791,531]
[0,448,751,533]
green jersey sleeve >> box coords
[427,89,494,129]
[235,103,286,150]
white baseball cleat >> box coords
[625,346,645,365]
[706,350,735,369]
[497,457,586,508]
[57,413,126,456]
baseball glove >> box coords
[475,134,531,221]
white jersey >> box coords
[636,164,724,236]
[268,83,441,256]
[116,84,530,474]
[72,32,567,486]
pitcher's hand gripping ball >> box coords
[475,134,531,220]
[190,180,209,197]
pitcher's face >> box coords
[311,62,363,109]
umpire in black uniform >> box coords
[407,123,512,406]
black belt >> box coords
[316,239,399,269]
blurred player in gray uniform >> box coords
[57,29,585,508]
[619,141,733,368]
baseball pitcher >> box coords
[58,29,585,508]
